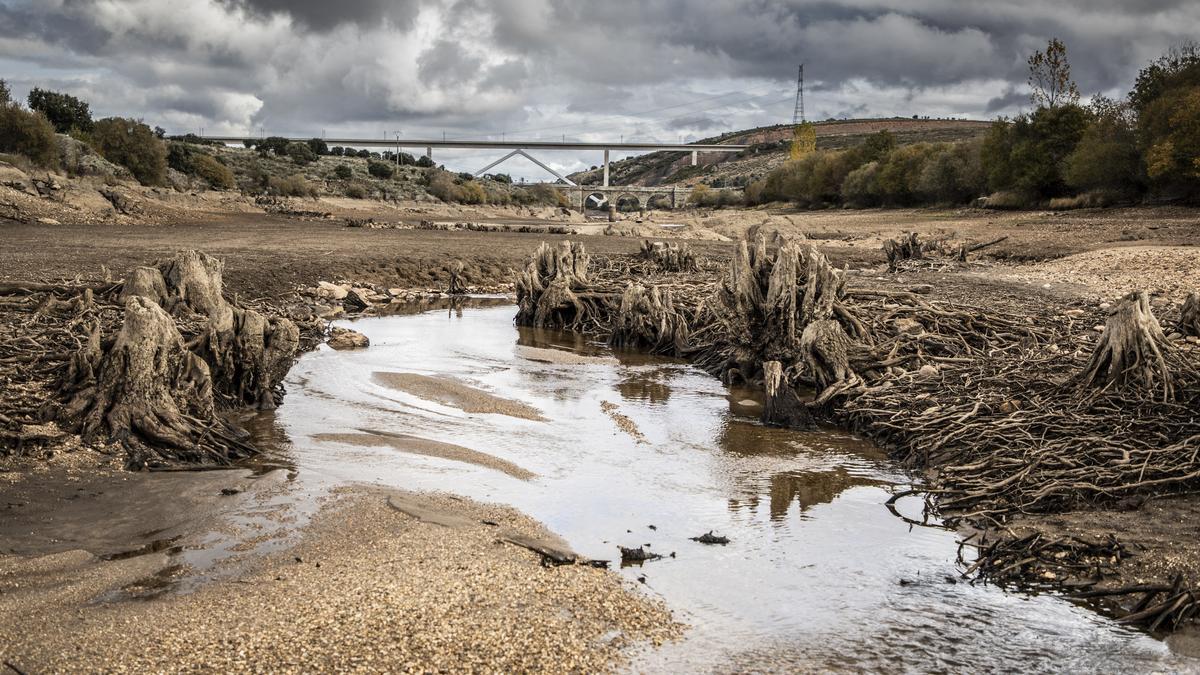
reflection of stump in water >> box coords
[761,360,812,428]
[1180,293,1200,338]
[616,370,672,404]
[1077,291,1176,400]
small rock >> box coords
[893,318,923,335]
[1064,309,1085,317]
[343,288,372,312]
[317,281,348,300]
[916,364,939,378]
[327,326,370,350]
[219,488,240,496]
[907,284,934,294]
[619,546,662,562]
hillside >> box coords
[568,118,992,189]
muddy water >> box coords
[260,299,1186,672]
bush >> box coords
[254,136,290,156]
[191,154,235,190]
[287,141,317,165]
[416,155,434,168]
[367,160,395,179]
[333,164,353,180]
[27,87,93,133]
[87,117,167,185]
[344,182,368,199]
[915,141,985,204]
[267,173,316,197]
[0,103,59,169]
[529,183,568,207]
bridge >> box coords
[204,135,748,209]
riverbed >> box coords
[234,297,1192,672]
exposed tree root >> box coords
[1180,292,1200,338]
[639,240,698,272]
[1077,291,1177,400]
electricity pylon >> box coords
[790,63,816,160]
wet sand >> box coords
[0,486,681,673]
[314,430,536,480]
[515,344,619,365]
[373,371,546,421]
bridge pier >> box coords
[603,149,610,188]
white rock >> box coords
[318,281,348,300]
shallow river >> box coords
[241,299,1191,672]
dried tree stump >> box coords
[59,296,253,467]
[1180,293,1200,338]
[1077,290,1175,400]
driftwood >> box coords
[883,232,923,270]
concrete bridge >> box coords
[204,134,747,211]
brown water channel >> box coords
[243,298,1192,672]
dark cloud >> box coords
[218,0,423,31]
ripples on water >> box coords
[253,299,1190,673]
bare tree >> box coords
[1028,38,1080,108]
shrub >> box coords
[333,164,353,180]
[256,136,291,156]
[981,105,1089,199]
[0,79,10,105]
[914,141,985,204]
[416,155,434,168]
[191,154,235,190]
[367,160,395,179]
[166,141,195,173]
[267,173,315,197]
[27,87,93,133]
[87,117,167,185]
[287,141,317,165]
[344,182,368,199]
[0,103,59,169]
[529,183,568,207]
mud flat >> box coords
[314,430,536,480]
[372,371,546,420]
[0,487,680,673]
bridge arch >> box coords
[584,192,609,210]
[646,194,673,211]
[614,193,644,212]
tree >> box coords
[27,87,94,133]
[1064,97,1143,196]
[367,160,395,178]
[89,117,168,186]
[0,79,10,105]
[1028,38,1080,109]
[1131,44,1200,198]
[333,164,353,180]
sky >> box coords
[1,0,1197,177]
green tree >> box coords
[333,164,353,180]
[1131,44,1200,198]
[367,159,395,178]
[89,117,168,185]
[27,87,93,133]
[1027,38,1080,109]
[1064,97,1143,196]
[0,80,11,105]
[306,138,329,156]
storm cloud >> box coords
[0,0,1196,173]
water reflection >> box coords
[616,368,674,404]
[728,468,887,521]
